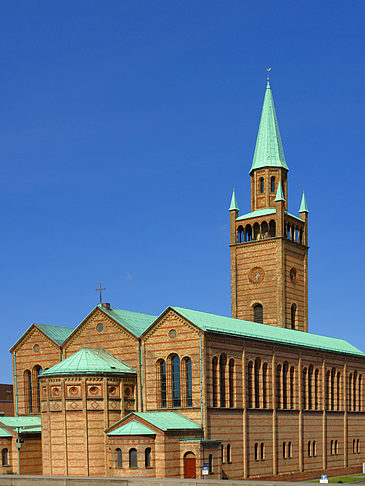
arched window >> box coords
[308,441,311,457]
[24,370,32,414]
[302,368,307,409]
[208,454,213,474]
[237,226,244,243]
[116,448,122,468]
[331,368,335,411]
[290,366,295,409]
[283,362,288,409]
[288,441,292,458]
[254,443,259,461]
[253,304,263,324]
[227,444,231,463]
[263,363,268,409]
[260,442,265,460]
[308,365,313,410]
[269,219,276,237]
[145,448,151,468]
[315,369,319,410]
[261,221,268,238]
[270,176,275,193]
[259,177,264,194]
[357,439,360,454]
[337,371,341,410]
[253,222,260,240]
[276,364,282,408]
[349,373,353,411]
[291,304,297,330]
[1,448,8,466]
[158,360,166,408]
[254,358,261,408]
[171,354,181,407]
[33,365,42,413]
[359,375,362,411]
[245,225,252,242]
[212,357,218,407]
[299,228,303,244]
[229,359,234,408]
[353,439,356,454]
[335,440,339,455]
[283,441,286,458]
[185,358,192,407]
[219,354,227,407]
[353,372,358,411]
[248,361,254,408]
[312,441,316,457]
[129,448,137,468]
[326,370,331,410]
[220,444,224,463]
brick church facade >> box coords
[2,79,365,480]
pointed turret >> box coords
[250,80,289,174]
[274,181,285,202]
[229,188,239,211]
[299,191,308,213]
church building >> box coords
[2,79,365,480]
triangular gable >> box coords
[106,413,162,435]
[107,420,156,436]
[10,323,65,353]
[141,306,202,341]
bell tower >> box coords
[230,79,309,332]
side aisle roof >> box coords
[10,323,75,352]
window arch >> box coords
[116,448,122,468]
[283,362,288,409]
[1,448,8,466]
[291,304,297,330]
[326,370,331,410]
[227,444,231,463]
[331,368,335,410]
[33,365,42,413]
[254,358,261,408]
[269,219,276,237]
[253,222,260,240]
[289,366,295,409]
[259,177,264,194]
[237,226,244,243]
[212,357,218,407]
[276,364,282,408]
[270,176,275,193]
[220,354,227,408]
[302,367,308,409]
[129,448,137,468]
[184,357,192,407]
[229,359,234,408]
[337,371,341,410]
[349,373,353,410]
[263,363,268,409]
[315,369,320,410]
[145,448,151,468]
[170,354,181,408]
[157,359,166,408]
[24,370,32,414]
[288,441,292,458]
[308,365,313,410]
[245,225,252,242]
[253,304,263,324]
[248,361,254,408]
[261,221,268,238]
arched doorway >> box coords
[184,451,196,479]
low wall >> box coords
[0,476,317,486]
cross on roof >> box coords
[96,281,106,304]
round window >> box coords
[289,268,298,283]
[33,344,40,353]
[168,329,177,339]
[89,386,99,395]
[96,323,104,332]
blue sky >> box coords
[0,1,364,382]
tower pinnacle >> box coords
[299,191,309,213]
[229,188,239,211]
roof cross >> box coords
[96,281,106,304]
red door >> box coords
[184,453,196,479]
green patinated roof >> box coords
[98,305,157,338]
[229,189,239,211]
[236,208,276,221]
[171,307,365,357]
[0,416,41,434]
[35,324,75,346]
[300,191,309,213]
[236,208,303,223]
[108,420,156,436]
[41,348,137,376]
[0,428,12,438]
[250,80,289,174]
[274,181,285,202]
[119,412,201,432]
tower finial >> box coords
[267,67,271,82]
[229,188,239,211]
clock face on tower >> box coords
[249,267,265,284]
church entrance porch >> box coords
[183,452,196,478]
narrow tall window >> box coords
[315,369,319,410]
[308,441,312,457]
[159,360,166,408]
[1,448,8,466]
[291,304,297,330]
[357,439,360,454]
[227,444,231,463]
[145,448,151,468]
[331,369,335,410]
[290,366,295,409]
[212,357,218,407]
[129,448,137,468]
[312,441,316,457]
[288,442,293,458]
[220,355,227,407]
[283,442,286,458]
[24,370,32,414]
[248,361,254,408]
[359,375,362,411]
[33,365,42,413]
[308,365,313,410]
[349,373,353,410]
[263,363,268,409]
[229,359,234,408]
[253,304,263,324]
[270,176,275,193]
[354,372,358,411]
[259,177,264,194]
[254,443,258,461]
[276,364,282,408]
[269,219,276,237]
[237,226,244,243]
[185,358,192,407]
[326,371,331,410]
[220,444,224,463]
[337,371,341,410]
[302,368,307,409]
[260,442,265,460]
[171,354,181,407]
[283,362,288,409]
[255,358,261,408]
[208,454,213,474]
[116,448,122,468]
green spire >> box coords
[299,191,308,213]
[274,181,285,202]
[249,80,289,174]
[229,188,239,211]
